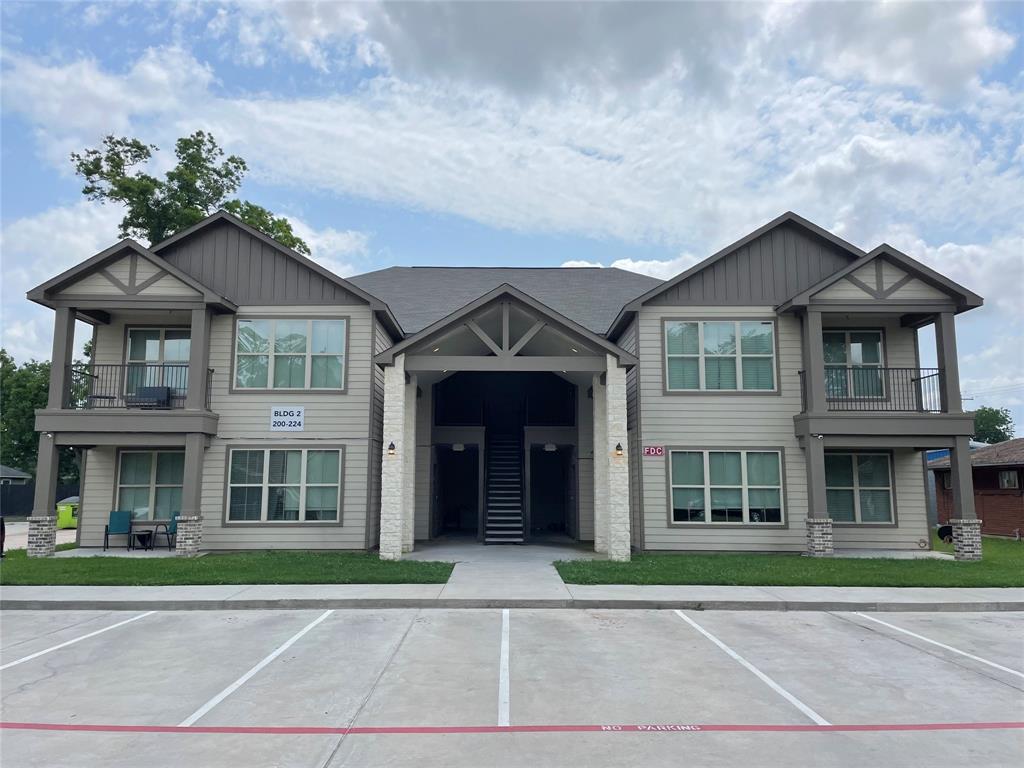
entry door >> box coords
[566,448,578,539]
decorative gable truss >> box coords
[815,258,948,302]
[56,252,202,298]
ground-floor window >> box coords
[227,448,342,523]
[669,449,784,524]
[117,451,185,520]
[825,453,893,523]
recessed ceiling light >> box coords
[571,348,578,353]
[433,347,440,352]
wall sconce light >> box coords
[388,441,396,455]
[614,442,624,457]
[543,443,557,452]
[452,443,465,452]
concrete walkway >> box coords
[2,521,77,551]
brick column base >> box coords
[951,518,983,561]
[805,517,834,557]
[175,516,203,556]
[26,516,57,558]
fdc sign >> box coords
[642,446,665,457]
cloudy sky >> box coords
[1,1,1022,426]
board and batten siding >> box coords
[636,305,929,551]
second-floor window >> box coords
[126,328,191,395]
[665,320,775,391]
[235,318,347,390]
[823,330,884,398]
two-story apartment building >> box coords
[25,211,985,561]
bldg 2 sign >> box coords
[642,446,665,457]
[270,406,305,432]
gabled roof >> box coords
[151,210,402,336]
[606,212,865,337]
[778,244,984,313]
[929,439,1024,469]
[0,464,31,479]
[27,239,237,311]
[348,266,662,336]
[375,283,639,367]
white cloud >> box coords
[562,253,701,280]
[287,216,372,277]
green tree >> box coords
[0,350,79,484]
[71,131,310,253]
[973,406,1015,444]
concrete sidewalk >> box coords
[2,583,1022,612]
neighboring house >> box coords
[25,210,985,559]
[0,465,32,485]
[931,439,1024,538]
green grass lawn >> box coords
[556,535,1024,588]
[0,549,454,586]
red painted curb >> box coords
[2,721,1022,736]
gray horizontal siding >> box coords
[636,305,928,551]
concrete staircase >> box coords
[485,434,524,543]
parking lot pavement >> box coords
[1,609,1022,767]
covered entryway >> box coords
[376,284,636,562]
[433,444,481,537]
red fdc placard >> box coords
[643,446,665,457]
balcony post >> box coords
[948,435,980,560]
[934,312,961,413]
[801,309,826,412]
[185,307,213,410]
[803,435,833,556]
[48,307,77,409]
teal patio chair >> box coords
[103,510,133,551]
[153,518,177,551]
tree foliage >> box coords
[71,131,310,253]
[0,350,79,482]
[973,406,1015,444]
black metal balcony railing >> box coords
[66,365,213,410]
[799,367,944,413]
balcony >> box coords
[65,364,213,410]
[794,365,974,445]
[35,363,218,438]
[799,367,943,413]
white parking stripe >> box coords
[178,610,334,727]
[674,610,831,726]
[498,608,511,727]
[0,612,156,671]
[854,613,1024,680]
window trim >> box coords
[824,451,897,526]
[223,445,345,526]
[665,446,788,527]
[998,470,1020,490]
[821,327,889,401]
[662,318,780,395]
[123,325,193,398]
[230,315,350,394]
[113,449,186,522]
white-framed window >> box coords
[822,330,884,399]
[998,470,1020,490]
[126,327,191,395]
[825,452,893,523]
[227,448,342,523]
[669,449,784,524]
[665,320,775,391]
[234,318,346,390]
[116,450,185,520]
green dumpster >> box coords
[56,496,80,529]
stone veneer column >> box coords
[951,518,983,561]
[402,373,418,553]
[379,355,407,560]
[174,516,204,556]
[803,435,833,557]
[805,518,834,557]
[26,516,58,558]
[591,374,608,554]
[604,354,631,562]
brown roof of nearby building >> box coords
[929,438,1024,469]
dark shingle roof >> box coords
[929,439,1024,469]
[347,267,663,335]
[0,464,31,479]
